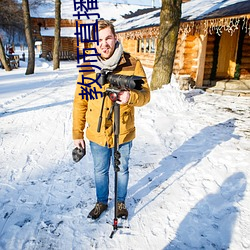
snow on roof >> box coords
[114,0,250,33]
[30,1,150,21]
[40,27,76,38]
[182,0,250,21]
[114,9,160,33]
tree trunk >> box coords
[53,0,61,70]
[151,0,182,90]
[22,0,35,75]
[0,37,11,71]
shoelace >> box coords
[93,203,101,215]
[118,203,126,211]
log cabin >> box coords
[31,17,89,60]
[114,0,250,94]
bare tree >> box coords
[0,37,11,71]
[53,0,61,70]
[0,0,24,37]
[22,0,35,75]
[0,0,23,71]
[151,0,182,90]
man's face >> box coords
[95,27,117,60]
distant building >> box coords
[30,2,151,61]
[31,17,81,60]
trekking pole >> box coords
[110,101,121,238]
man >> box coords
[72,20,150,220]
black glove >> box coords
[72,146,86,162]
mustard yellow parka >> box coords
[72,52,150,148]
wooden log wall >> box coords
[120,38,156,68]
[184,35,198,79]
[120,31,200,77]
[32,18,76,29]
[41,37,53,58]
[121,39,137,54]
[41,36,85,59]
[240,35,250,79]
[173,35,185,74]
[134,53,155,68]
[173,34,199,80]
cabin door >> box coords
[216,30,239,79]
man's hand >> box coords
[74,139,85,149]
[116,90,130,105]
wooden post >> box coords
[195,32,207,88]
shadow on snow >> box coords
[0,100,73,117]
[164,172,247,249]
[127,118,243,248]
[128,118,239,213]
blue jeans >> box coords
[90,141,132,205]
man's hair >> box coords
[98,20,116,36]
[92,20,116,39]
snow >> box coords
[30,1,151,21]
[114,0,249,32]
[30,0,250,37]
[96,0,161,7]
[182,0,249,21]
[0,48,250,249]
[40,27,77,38]
[114,9,160,33]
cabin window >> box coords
[137,39,141,53]
[137,38,145,53]
[146,38,152,53]
[137,38,156,54]
[150,38,155,53]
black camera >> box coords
[97,70,144,90]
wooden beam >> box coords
[195,33,207,87]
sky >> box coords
[0,48,249,250]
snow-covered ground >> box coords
[0,49,250,250]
